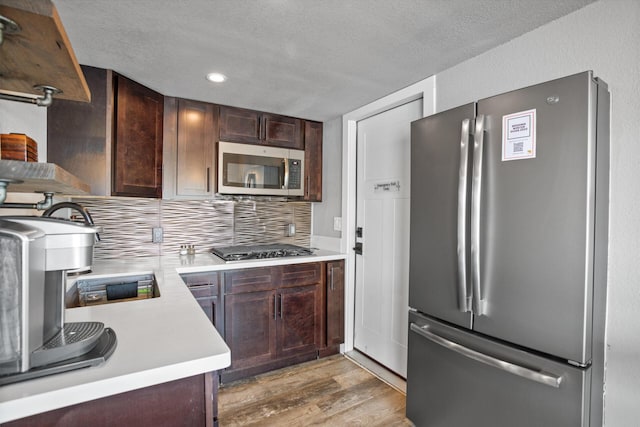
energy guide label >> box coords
[502,109,536,161]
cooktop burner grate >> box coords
[211,243,313,261]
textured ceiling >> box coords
[54,0,595,121]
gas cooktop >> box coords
[211,244,313,261]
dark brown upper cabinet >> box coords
[112,74,163,198]
[48,65,112,196]
[219,106,304,150]
[163,98,218,199]
[48,66,163,198]
[303,120,323,201]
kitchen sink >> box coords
[66,273,160,308]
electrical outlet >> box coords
[285,223,296,237]
[333,217,342,232]
[152,227,163,243]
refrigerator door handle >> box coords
[471,114,485,315]
[410,323,563,388]
[457,118,472,312]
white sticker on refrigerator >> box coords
[502,109,536,161]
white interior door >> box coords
[354,99,422,377]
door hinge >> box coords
[356,227,363,238]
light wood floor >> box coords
[218,355,413,426]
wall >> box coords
[0,100,47,159]
[433,0,640,424]
[311,116,342,241]
[0,100,51,214]
[71,197,311,259]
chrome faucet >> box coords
[42,202,101,241]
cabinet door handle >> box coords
[206,167,210,193]
[329,267,334,291]
[274,294,277,320]
[259,116,265,141]
[280,293,284,319]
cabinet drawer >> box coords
[281,263,322,287]
[181,272,219,287]
[224,267,276,294]
[188,284,218,298]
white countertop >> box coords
[0,250,345,423]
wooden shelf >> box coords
[0,159,90,194]
[0,0,90,102]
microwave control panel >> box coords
[288,159,302,189]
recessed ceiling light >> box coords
[206,72,227,83]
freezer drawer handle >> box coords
[410,323,563,388]
[471,115,486,315]
[456,118,472,312]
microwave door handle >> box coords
[457,118,471,312]
[244,172,256,188]
[283,158,290,189]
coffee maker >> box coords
[0,217,116,385]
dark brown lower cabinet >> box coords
[221,264,322,383]
[278,285,322,358]
[4,372,218,427]
[224,289,278,372]
[179,262,343,384]
[325,260,345,350]
[182,272,223,334]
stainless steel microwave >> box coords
[218,141,305,196]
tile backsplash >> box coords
[72,197,311,260]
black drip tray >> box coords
[31,322,105,368]
[0,328,117,386]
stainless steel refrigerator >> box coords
[406,71,609,426]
